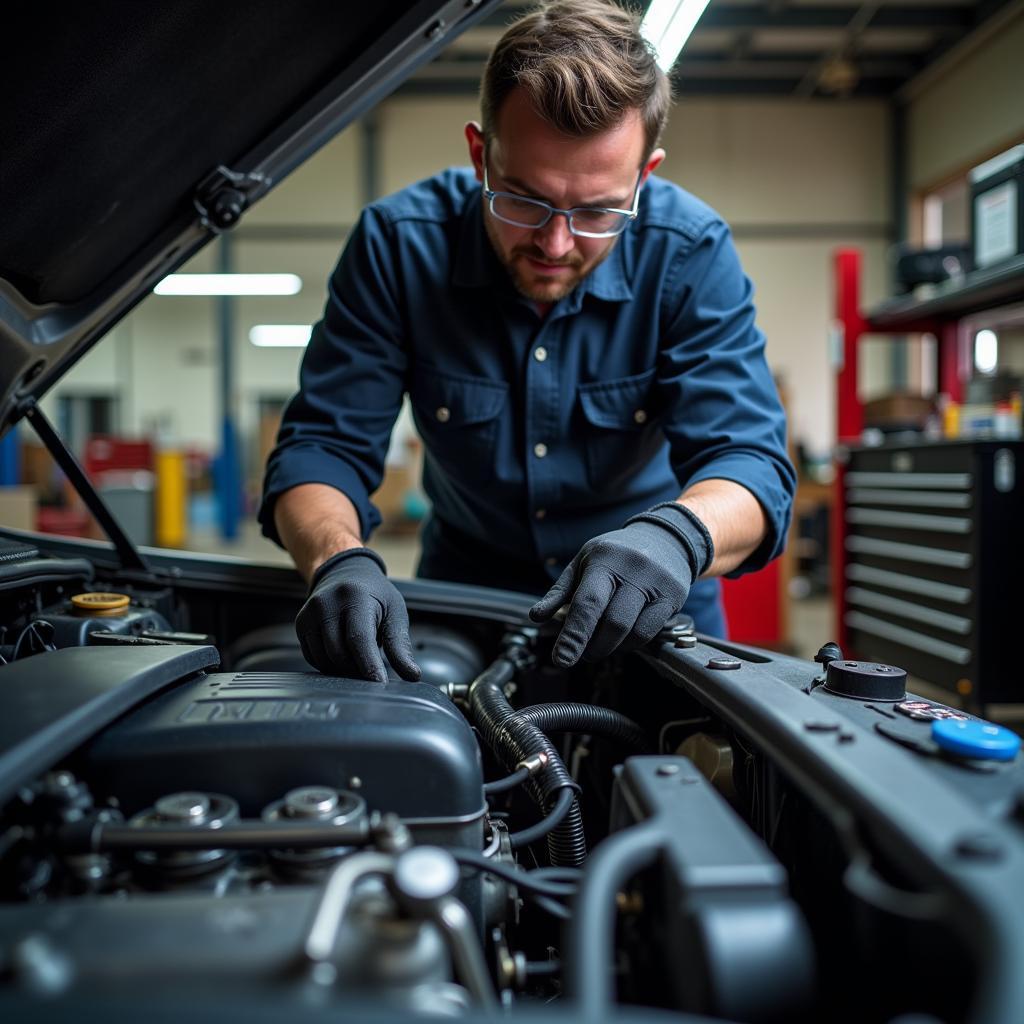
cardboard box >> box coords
[0,485,38,531]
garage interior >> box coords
[1,0,1022,716]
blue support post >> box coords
[0,427,21,486]
[216,235,242,541]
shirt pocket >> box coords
[578,369,663,492]
[410,368,508,486]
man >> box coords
[259,0,795,683]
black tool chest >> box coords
[841,440,1023,707]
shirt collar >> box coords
[452,184,635,306]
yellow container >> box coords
[942,402,960,439]
[155,450,187,548]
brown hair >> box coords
[480,0,672,158]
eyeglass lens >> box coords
[490,194,628,236]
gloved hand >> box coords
[529,502,713,667]
[296,549,421,683]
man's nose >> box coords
[533,212,575,260]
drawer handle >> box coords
[845,564,971,605]
[845,472,971,489]
[845,536,972,569]
[846,508,971,534]
[845,587,972,634]
[845,611,971,666]
[846,488,971,509]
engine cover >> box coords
[80,672,485,848]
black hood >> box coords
[0,0,500,437]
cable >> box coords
[525,960,561,976]
[483,766,530,795]
[530,893,570,919]
[451,848,576,899]
[509,787,575,850]
[515,703,650,752]
[468,650,586,866]
[530,866,583,884]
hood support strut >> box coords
[22,403,149,573]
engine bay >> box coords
[1,534,1023,1024]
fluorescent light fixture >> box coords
[641,0,712,73]
[974,329,998,374]
[155,273,302,296]
[249,324,312,348]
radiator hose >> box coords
[513,703,649,752]
[467,654,586,867]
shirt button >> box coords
[535,508,546,520]
[534,443,548,459]
[633,409,647,425]
[545,557,559,567]
[534,346,548,362]
[436,406,450,423]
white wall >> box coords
[660,98,891,457]
[47,94,890,472]
[906,7,1024,190]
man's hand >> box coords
[296,549,421,683]
[529,503,713,667]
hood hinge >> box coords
[193,165,269,233]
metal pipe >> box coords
[434,895,499,1012]
[304,852,395,964]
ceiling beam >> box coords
[397,74,905,98]
[475,6,972,32]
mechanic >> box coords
[259,0,795,684]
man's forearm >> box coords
[676,479,768,577]
[273,484,366,583]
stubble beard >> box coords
[483,212,614,304]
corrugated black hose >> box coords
[467,656,586,867]
[513,703,649,752]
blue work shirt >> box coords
[260,169,795,631]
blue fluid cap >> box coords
[931,718,1021,762]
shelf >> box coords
[867,255,1024,331]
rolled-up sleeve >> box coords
[258,207,407,546]
[657,220,796,574]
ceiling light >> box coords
[974,329,998,375]
[641,0,713,73]
[249,324,312,348]
[155,273,303,296]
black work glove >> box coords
[529,502,714,667]
[296,549,421,683]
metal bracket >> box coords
[193,165,269,233]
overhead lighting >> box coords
[155,273,303,296]
[641,0,713,73]
[974,329,998,374]
[249,324,312,348]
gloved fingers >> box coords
[581,583,647,662]
[338,603,389,683]
[346,618,389,684]
[618,598,676,652]
[552,567,616,668]
[381,600,422,682]
[298,629,332,675]
[529,563,577,622]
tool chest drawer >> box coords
[841,441,1022,705]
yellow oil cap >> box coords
[70,592,132,616]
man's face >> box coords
[466,89,664,305]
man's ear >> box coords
[641,147,666,183]
[465,121,485,182]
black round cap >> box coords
[824,660,907,702]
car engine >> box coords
[1,537,1023,1024]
